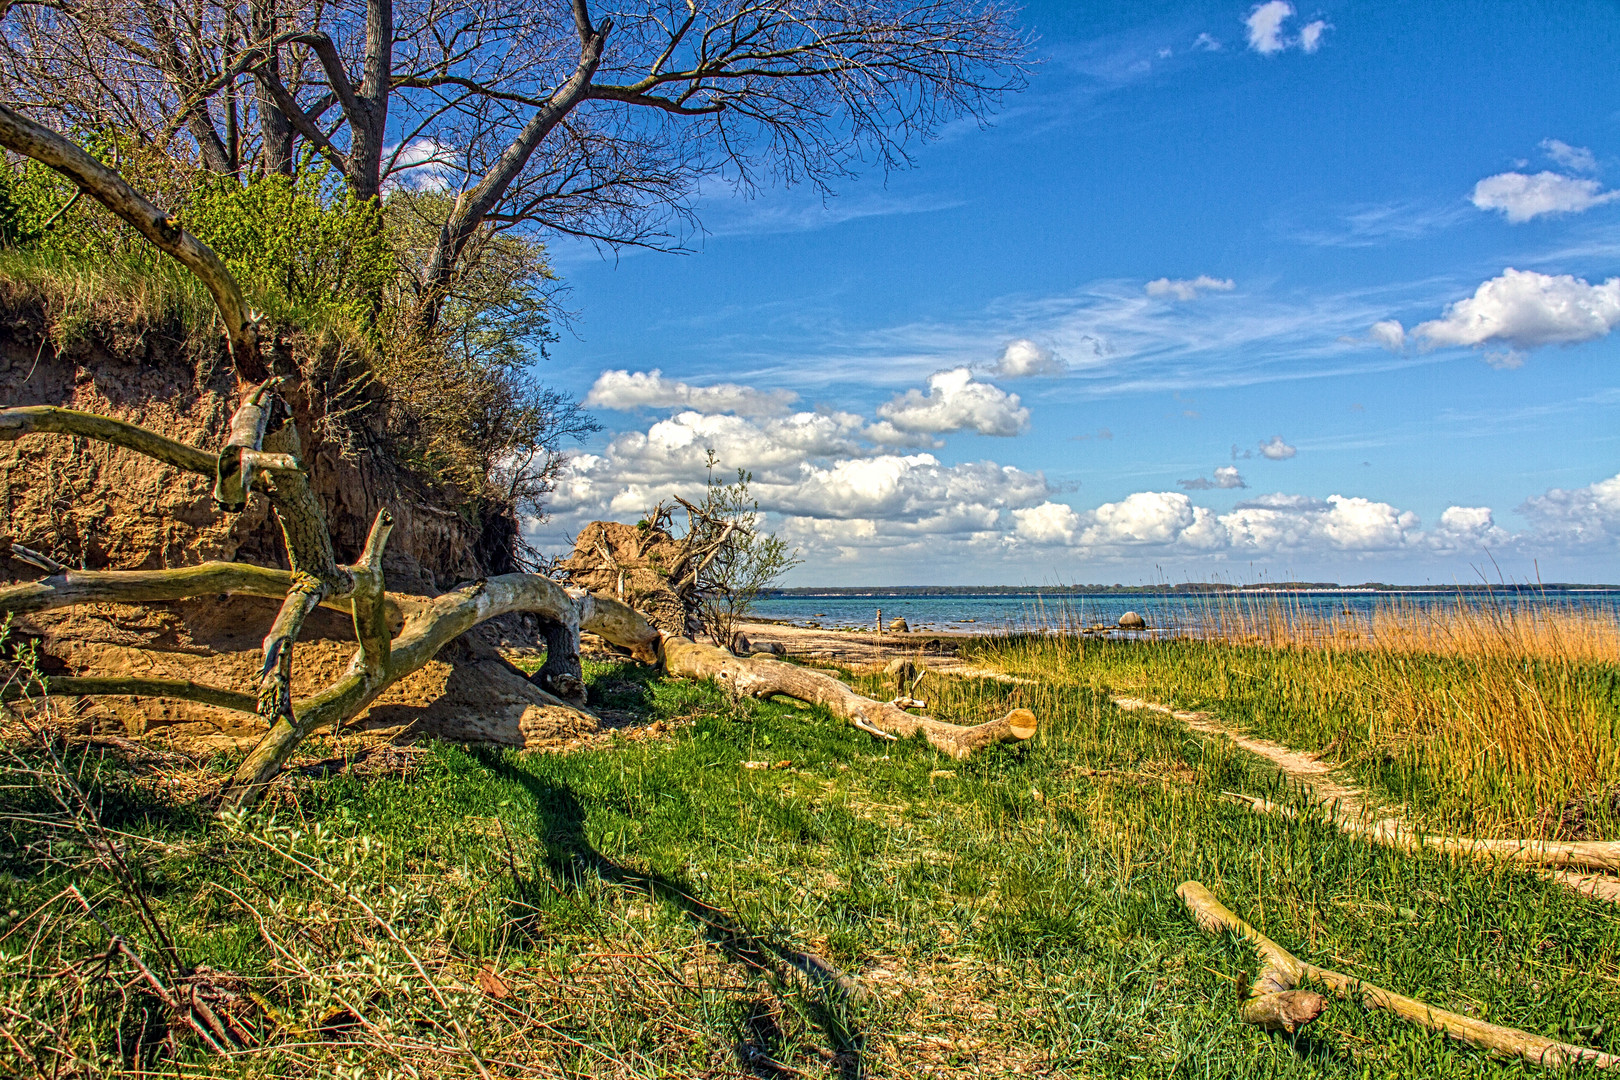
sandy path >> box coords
[1111,696,1620,905]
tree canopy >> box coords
[1,0,1028,316]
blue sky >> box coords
[533,1,1620,586]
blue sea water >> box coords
[750,590,1620,634]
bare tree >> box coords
[0,0,1029,320]
[686,461,799,650]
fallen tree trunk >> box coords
[1178,880,1619,1068]
[575,594,1037,759]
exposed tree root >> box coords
[1178,880,1618,1068]
[1,391,596,809]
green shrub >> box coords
[182,166,394,326]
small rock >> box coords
[753,641,787,656]
[731,631,752,655]
[887,617,909,632]
[1117,611,1147,629]
[883,657,916,681]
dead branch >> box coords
[2,676,258,714]
[3,540,66,574]
[576,592,1037,759]
[1177,880,1619,1068]
[0,561,388,620]
[0,405,218,476]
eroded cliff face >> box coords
[0,284,591,752]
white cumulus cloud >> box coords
[1084,491,1200,546]
[1412,268,1620,353]
[1369,319,1406,352]
[1145,275,1236,301]
[1470,171,1620,223]
[1013,501,1081,545]
[991,339,1066,378]
[1245,1,1293,53]
[1259,436,1297,460]
[1220,494,1420,552]
[1179,465,1247,490]
[1244,3,1327,55]
[1518,472,1620,546]
[1433,506,1507,549]
[586,369,799,417]
[874,367,1030,437]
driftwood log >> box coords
[573,595,1039,759]
[1114,697,1620,891]
[1178,880,1618,1068]
[1231,795,1620,875]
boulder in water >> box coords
[887,617,909,633]
[1117,611,1147,629]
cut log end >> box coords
[1004,708,1037,740]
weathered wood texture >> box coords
[1233,795,1620,875]
[576,594,1038,759]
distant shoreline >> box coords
[765,583,1620,597]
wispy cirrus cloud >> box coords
[694,180,966,239]
[1285,200,1473,248]
[631,275,1464,402]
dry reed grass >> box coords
[1198,592,1620,662]
[987,594,1620,839]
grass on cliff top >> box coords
[0,246,367,352]
[5,648,1620,1078]
[971,598,1620,841]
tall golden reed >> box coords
[1000,591,1620,837]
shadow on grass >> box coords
[483,753,867,1079]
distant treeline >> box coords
[764,582,1620,597]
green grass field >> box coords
[4,644,1619,1077]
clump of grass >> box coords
[0,246,219,349]
[982,597,1620,839]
